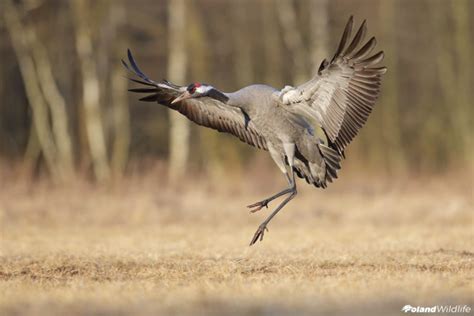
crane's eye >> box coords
[187,83,197,94]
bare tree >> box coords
[451,0,472,165]
[1,0,472,177]
[29,23,74,176]
[233,2,253,86]
[167,0,190,181]
[109,1,130,177]
[262,0,283,87]
[429,0,471,169]
[378,0,405,171]
[3,0,60,178]
[276,0,308,84]
[22,121,41,174]
[72,0,110,182]
[310,0,329,70]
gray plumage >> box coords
[123,16,386,245]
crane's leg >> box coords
[247,143,293,213]
[249,171,296,245]
[249,143,297,246]
[247,173,292,212]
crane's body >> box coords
[228,85,313,147]
[123,16,386,245]
[226,84,336,184]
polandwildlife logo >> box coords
[401,304,471,313]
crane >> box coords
[123,16,386,245]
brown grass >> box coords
[0,173,473,315]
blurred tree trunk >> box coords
[110,62,130,177]
[378,0,405,172]
[451,0,472,166]
[187,2,220,179]
[233,3,253,86]
[310,0,329,71]
[29,23,74,177]
[23,122,41,175]
[72,0,110,182]
[109,2,130,177]
[3,0,60,179]
[276,0,308,84]
[167,0,190,181]
[431,0,471,169]
[262,0,283,87]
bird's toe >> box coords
[247,200,269,213]
[249,224,269,246]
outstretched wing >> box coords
[122,50,268,150]
[279,16,386,154]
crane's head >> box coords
[171,83,211,104]
[171,83,229,104]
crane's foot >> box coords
[247,199,269,213]
[249,224,269,246]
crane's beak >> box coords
[171,91,192,104]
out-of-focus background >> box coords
[0,0,472,181]
[0,1,472,316]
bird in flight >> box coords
[123,16,386,245]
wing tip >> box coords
[139,94,159,102]
[343,18,368,56]
[127,48,135,68]
[347,15,354,32]
[331,15,355,63]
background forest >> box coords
[1,1,473,315]
[1,0,472,184]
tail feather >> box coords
[292,141,343,189]
[313,144,343,188]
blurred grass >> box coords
[0,173,472,315]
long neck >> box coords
[206,88,229,103]
[224,91,252,113]
[218,84,276,115]
[206,88,251,113]
[198,86,246,113]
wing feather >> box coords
[343,19,366,56]
[123,50,267,151]
[350,37,377,60]
[279,17,386,154]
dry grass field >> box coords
[0,172,472,315]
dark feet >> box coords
[247,200,269,213]
[249,224,269,246]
